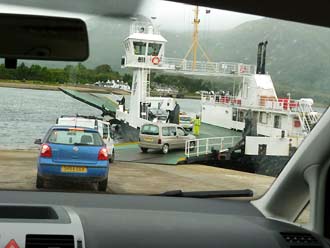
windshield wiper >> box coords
[73,143,89,146]
[155,189,253,198]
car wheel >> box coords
[36,175,44,189]
[109,149,115,163]
[162,144,169,154]
[189,141,196,151]
[98,177,108,192]
[141,147,148,153]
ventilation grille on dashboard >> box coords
[26,234,74,248]
[280,232,322,247]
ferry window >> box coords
[232,109,238,121]
[259,112,268,124]
[243,83,248,98]
[124,41,130,52]
[133,42,146,55]
[274,115,281,128]
[147,43,162,56]
[177,127,185,136]
[141,125,159,135]
[238,110,245,122]
[258,144,267,155]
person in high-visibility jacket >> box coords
[193,115,201,136]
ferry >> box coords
[200,42,320,155]
[60,10,320,166]
[201,75,319,139]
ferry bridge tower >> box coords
[120,20,169,128]
[119,16,256,129]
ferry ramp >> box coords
[59,88,118,116]
[115,123,241,165]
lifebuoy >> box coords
[240,66,247,73]
[152,56,160,65]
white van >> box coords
[56,116,115,162]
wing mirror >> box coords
[34,139,42,145]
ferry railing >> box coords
[297,103,319,132]
[161,58,256,76]
[201,94,311,114]
[129,22,160,35]
[201,93,242,106]
[185,136,241,158]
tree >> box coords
[95,64,112,74]
[16,62,29,81]
[123,73,132,86]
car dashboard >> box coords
[0,190,329,248]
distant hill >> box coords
[84,16,330,96]
[165,19,330,94]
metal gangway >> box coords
[185,136,241,159]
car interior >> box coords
[0,0,329,247]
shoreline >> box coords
[0,81,130,95]
[1,81,327,106]
[0,81,201,100]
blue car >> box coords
[36,126,110,191]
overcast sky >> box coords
[1,0,261,32]
[138,0,262,31]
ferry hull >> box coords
[201,104,245,131]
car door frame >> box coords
[176,126,187,148]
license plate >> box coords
[61,166,87,173]
[144,137,153,142]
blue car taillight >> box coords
[40,144,52,158]
[98,148,108,160]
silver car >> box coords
[139,123,196,154]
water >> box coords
[1,87,327,149]
[0,87,202,149]
[0,87,103,149]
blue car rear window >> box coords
[47,129,103,146]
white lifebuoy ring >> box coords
[152,56,160,65]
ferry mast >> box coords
[182,6,211,70]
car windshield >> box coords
[158,116,167,121]
[47,129,103,146]
[0,0,329,224]
[180,117,191,122]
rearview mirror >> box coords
[0,13,89,66]
[34,139,42,145]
